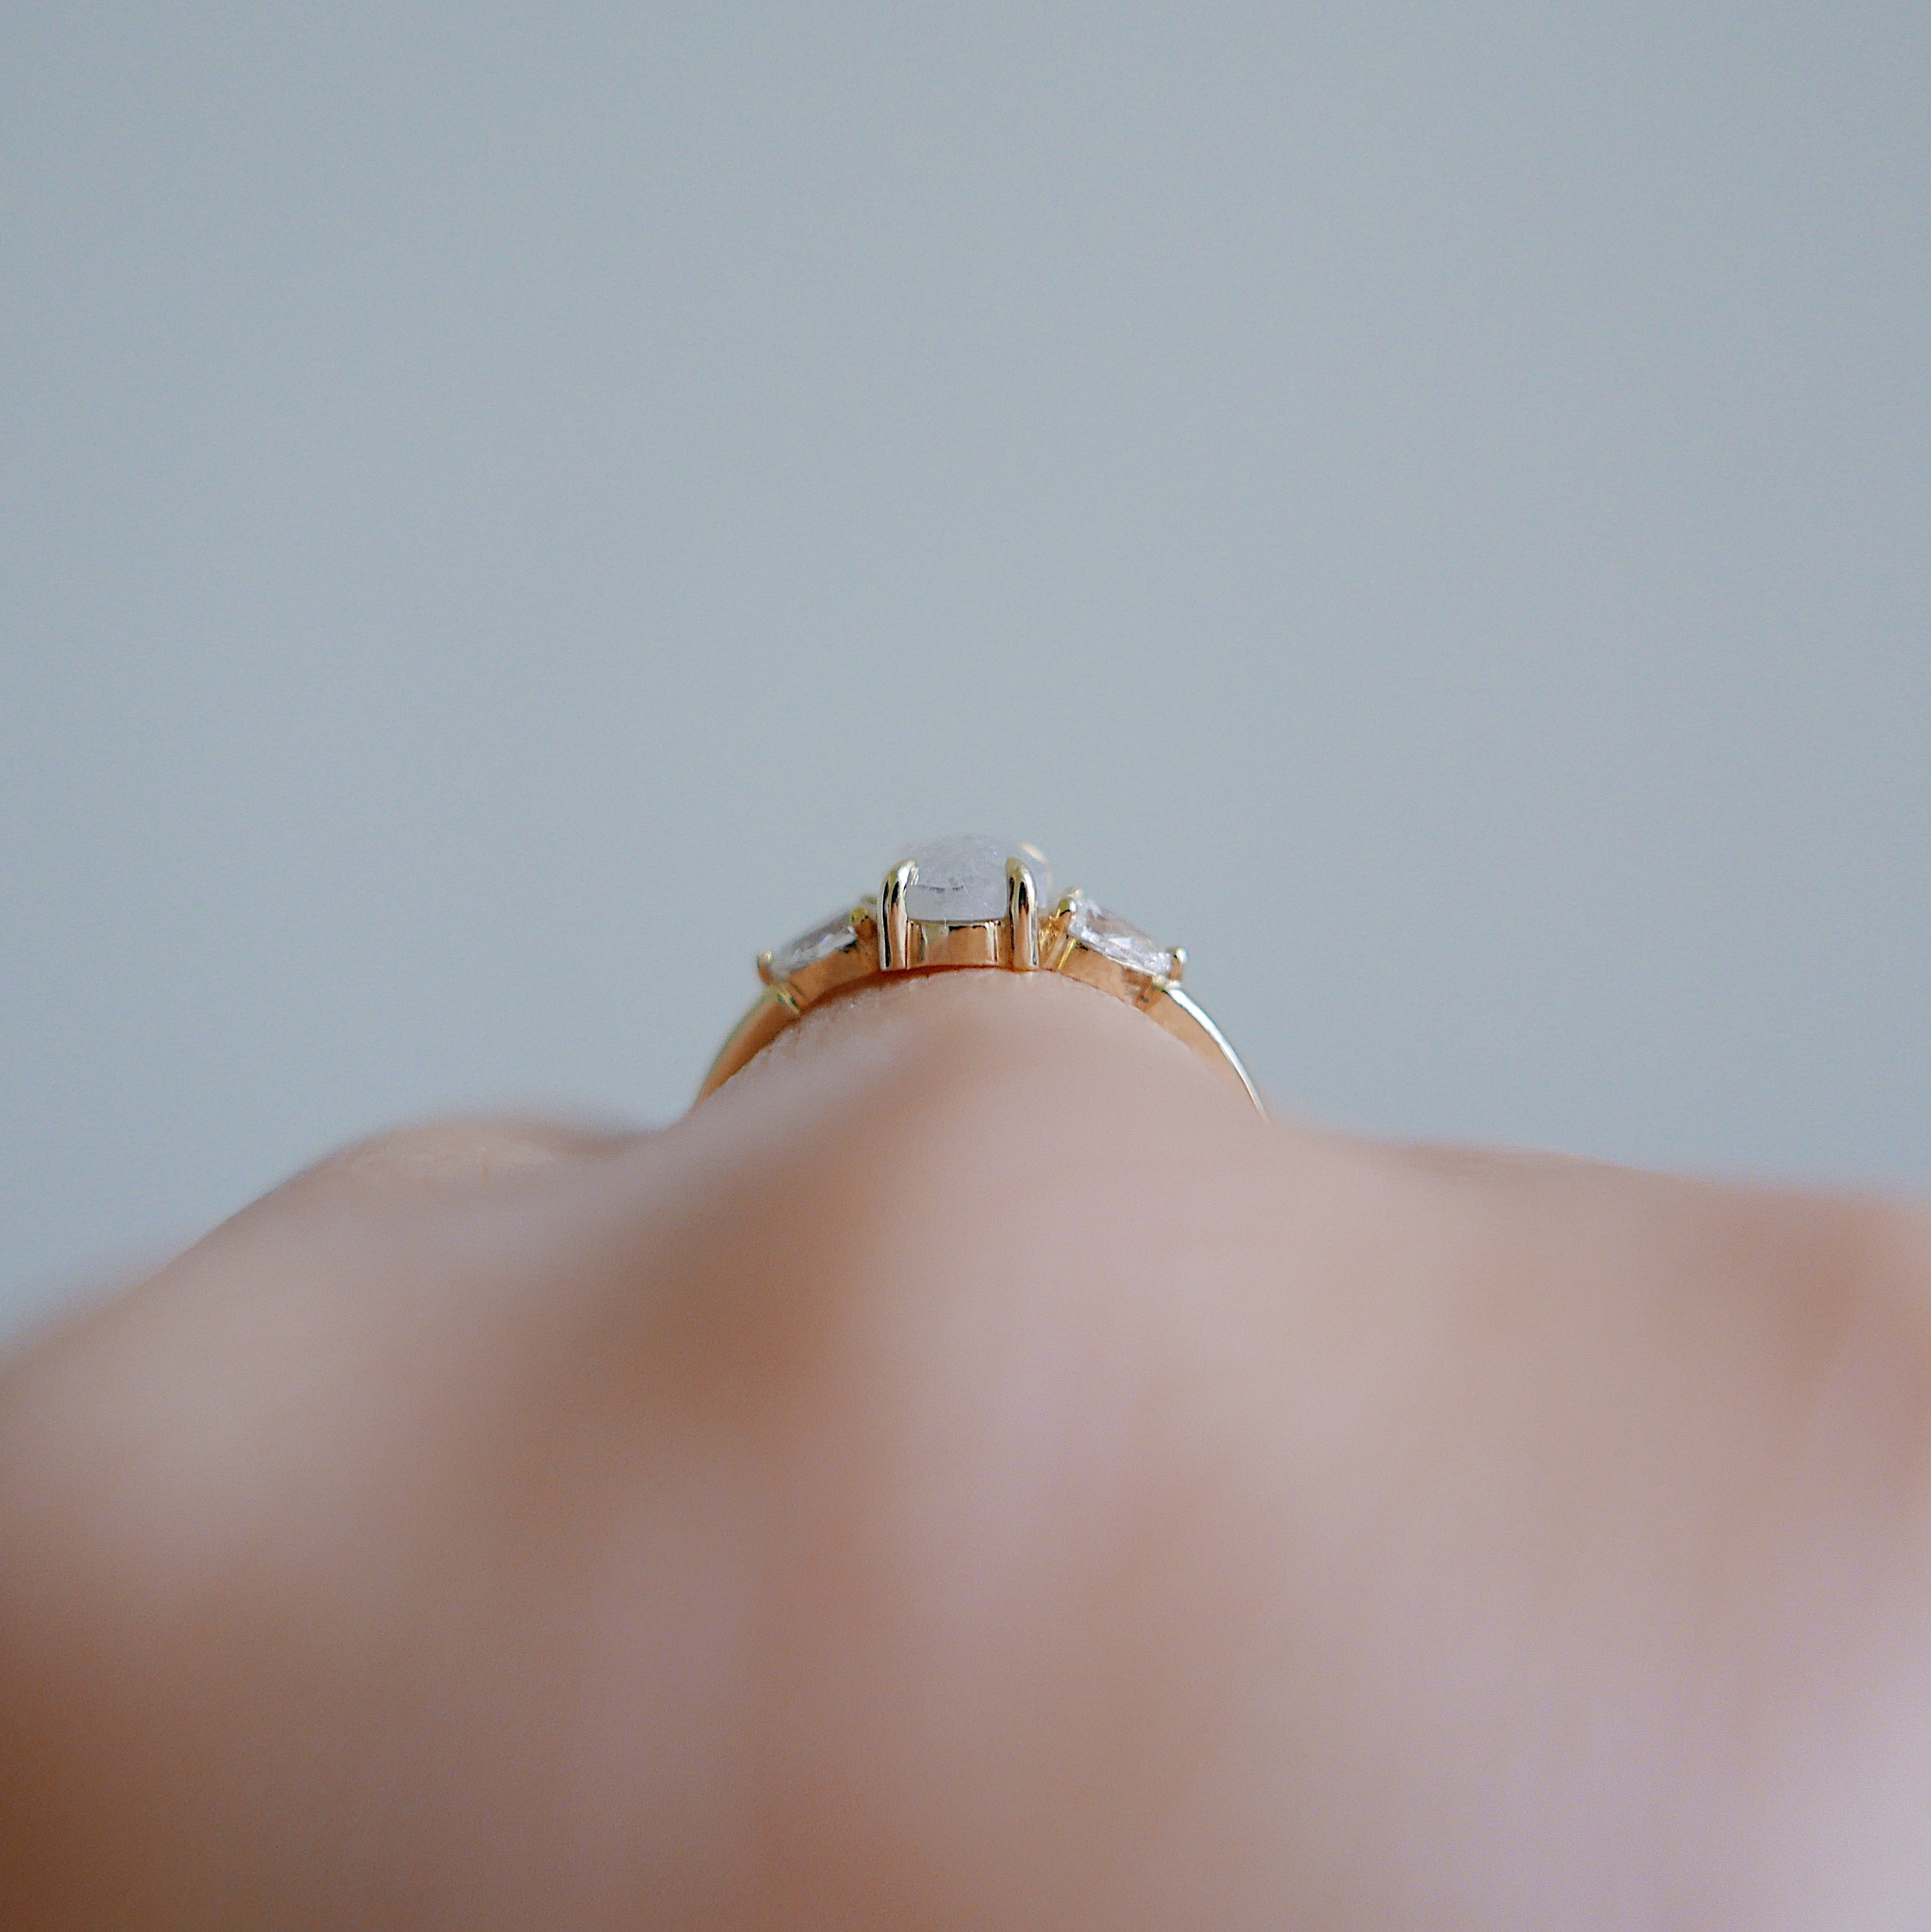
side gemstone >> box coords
[1065,897,1176,979]
[769,906,860,980]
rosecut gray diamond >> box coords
[1067,897,1174,979]
[769,907,858,980]
[898,835,1051,923]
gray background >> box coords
[3,5,1926,1338]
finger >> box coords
[252,1112,648,1205]
[2,967,1928,1930]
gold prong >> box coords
[879,859,913,971]
[1167,945,1187,985]
[1042,887,1082,970]
[756,949,776,985]
[1006,855,1038,969]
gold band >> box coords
[695,842,1264,1113]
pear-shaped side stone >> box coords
[1067,898,1174,978]
[771,908,859,979]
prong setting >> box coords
[879,860,913,971]
[1007,856,1038,970]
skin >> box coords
[1,969,1928,1929]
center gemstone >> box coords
[898,835,1051,923]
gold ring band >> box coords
[695,836,1263,1113]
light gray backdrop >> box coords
[4,6,1926,1337]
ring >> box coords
[695,834,1265,1112]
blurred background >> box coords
[2,5,1925,1337]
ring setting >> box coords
[697,834,1262,1112]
